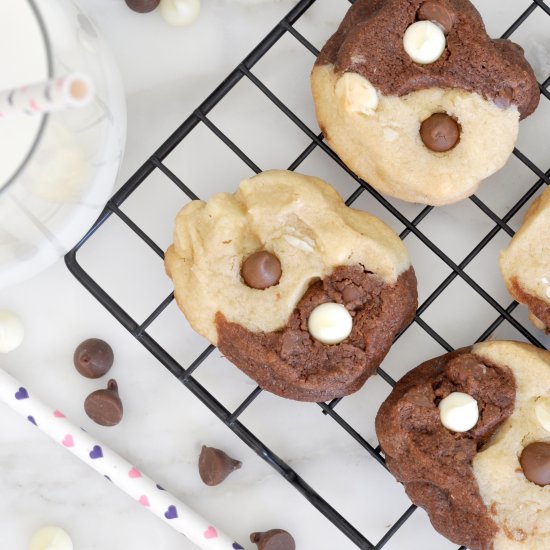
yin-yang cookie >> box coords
[376,341,550,550]
[165,170,417,401]
[311,0,539,206]
[500,186,550,333]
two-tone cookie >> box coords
[165,170,417,401]
[376,341,550,550]
[311,0,539,206]
[500,186,550,333]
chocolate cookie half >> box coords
[311,0,539,205]
[376,341,550,550]
[165,170,417,401]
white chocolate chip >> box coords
[160,0,200,27]
[307,302,353,345]
[403,21,446,65]
[541,277,549,285]
[29,526,73,550]
[335,72,379,115]
[535,397,550,432]
[546,287,550,299]
[283,234,314,253]
[0,310,24,353]
[438,392,479,432]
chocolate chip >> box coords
[242,251,282,290]
[84,379,123,426]
[74,338,114,379]
[250,529,295,550]
[418,1,455,34]
[520,441,550,486]
[198,446,242,486]
[124,0,160,13]
[342,285,363,304]
[420,113,461,152]
[494,87,514,109]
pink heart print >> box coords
[53,410,65,418]
[128,467,142,478]
[138,495,150,507]
[62,434,74,447]
[204,526,218,539]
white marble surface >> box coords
[1,1,550,549]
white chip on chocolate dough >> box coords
[403,21,446,65]
[438,392,479,432]
[535,396,550,432]
[29,526,73,550]
[307,302,353,345]
[0,310,24,353]
[335,72,379,115]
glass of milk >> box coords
[0,0,126,288]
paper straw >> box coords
[0,369,244,550]
[0,73,94,119]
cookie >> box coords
[500,186,550,333]
[376,341,550,550]
[311,0,539,206]
[165,170,417,401]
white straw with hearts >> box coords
[0,369,244,550]
[0,73,94,120]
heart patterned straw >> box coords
[0,368,245,550]
[0,73,94,120]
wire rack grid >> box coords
[65,0,550,548]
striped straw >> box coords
[0,73,94,120]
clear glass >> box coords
[0,0,126,288]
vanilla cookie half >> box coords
[500,186,550,332]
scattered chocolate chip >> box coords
[417,1,455,34]
[124,0,160,13]
[242,251,282,290]
[520,441,550,486]
[74,338,114,379]
[198,445,242,486]
[420,113,461,152]
[250,529,295,550]
[84,379,123,426]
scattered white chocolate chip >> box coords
[29,526,73,550]
[307,302,352,345]
[438,392,479,432]
[0,310,24,353]
[335,72,379,115]
[535,397,550,432]
[403,21,446,65]
[283,234,314,253]
[159,0,200,27]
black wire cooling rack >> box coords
[66,0,550,548]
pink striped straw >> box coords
[0,73,94,119]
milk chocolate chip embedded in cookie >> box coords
[520,442,550,486]
[242,251,282,290]
[312,0,540,205]
[165,170,417,401]
[420,113,460,152]
[417,1,455,34]
[376,341,550,550]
